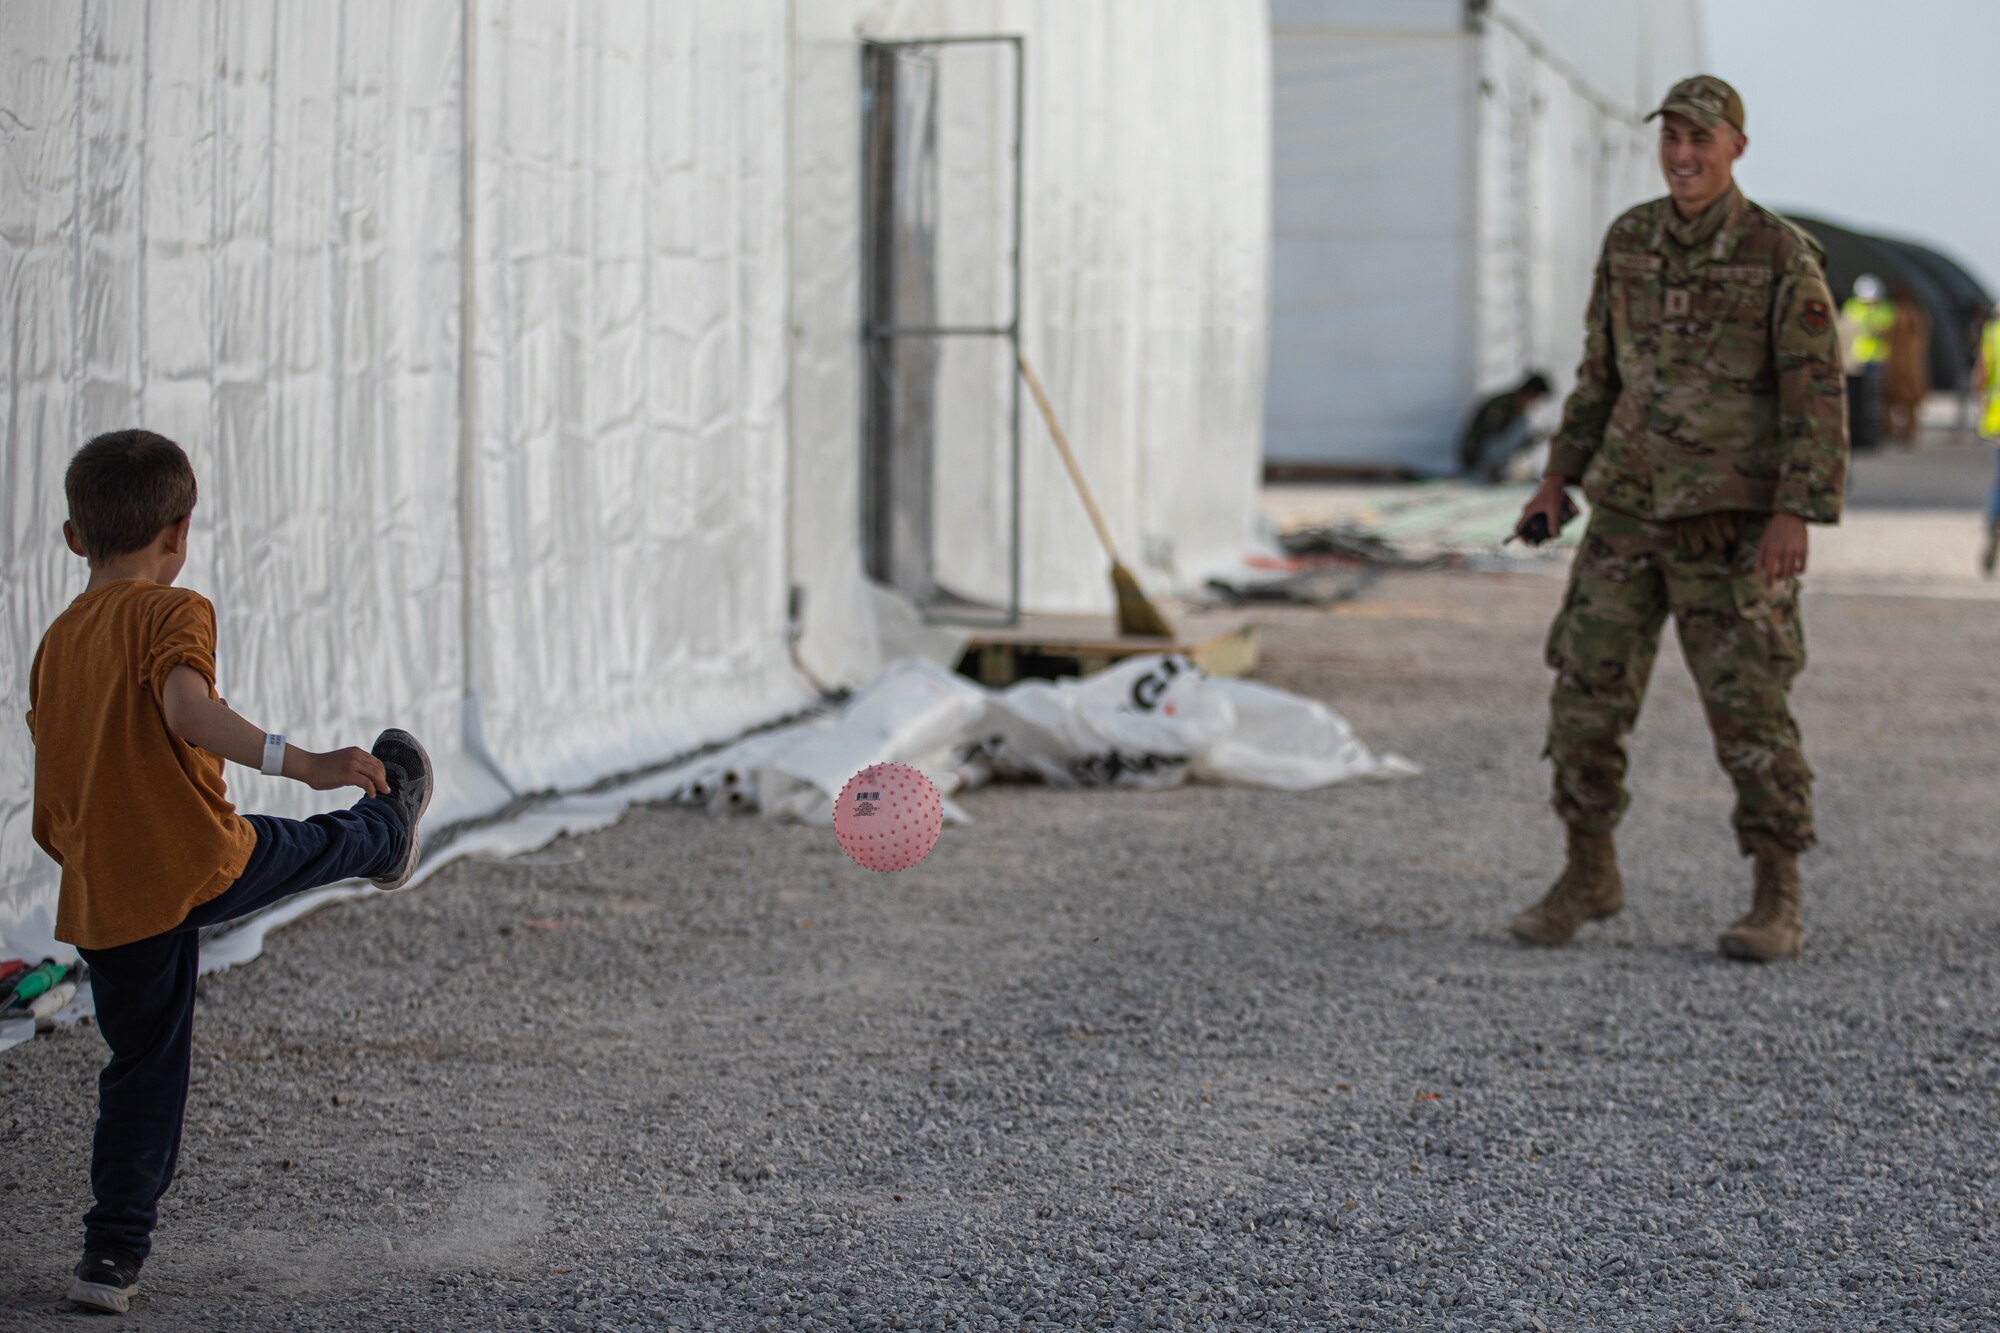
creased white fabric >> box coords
[0,2,806,958]
[1266,0,1704,471]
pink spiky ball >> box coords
[834,762,943,873]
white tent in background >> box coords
[0,1,1272,960]
[1264,0,1706,473]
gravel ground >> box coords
[3,557,1998,1330]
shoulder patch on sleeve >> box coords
[1801,299,1831,336]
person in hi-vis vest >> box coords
[1840,273,1893,450]
[1975,306,2000,575]
[1842,273,1894,366]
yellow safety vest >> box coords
[1842,297,1894,364]
[1981,318,2000,440]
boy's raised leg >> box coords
[173,727,434,928]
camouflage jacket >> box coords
[1546,187,1848,523]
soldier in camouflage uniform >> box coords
[1509,75,1848,962]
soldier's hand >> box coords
[1757,513,1809,585]
[1516,476,1574,543]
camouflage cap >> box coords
[1646,75,1745,134]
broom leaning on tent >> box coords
[1016,355,1176,640]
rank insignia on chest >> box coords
[1665,288,1691,317]
[1801,299,1830,336]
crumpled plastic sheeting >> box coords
[979,654,1418,791]
[662,654,1417,820]
[0,2,804,959]
[788,0,1272,685]
[755,660,987,823]
[631,661,983,825]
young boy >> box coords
[27,429,435,1314]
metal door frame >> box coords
[860,34,1025,628]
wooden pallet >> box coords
[957,610,1258,687]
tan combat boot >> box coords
[1509,827,1625,945]
[1718,848,1803,961]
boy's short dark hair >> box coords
[65,430,198,562]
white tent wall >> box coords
[1484,0,1707,118]
[465,1,803,792]
[787,1,1270,685]
[1265,2,1477,471]
[0,2,483,960]
[1264,0,1704,472]
[1471,2,1705,410]
[0,1,805,960]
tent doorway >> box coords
[860,36,1024,626]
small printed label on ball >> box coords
[853,798,878,816]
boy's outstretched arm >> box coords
[160,665,389,796]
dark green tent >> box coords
[1785,213,1992,392]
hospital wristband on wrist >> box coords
[261,733,287,777]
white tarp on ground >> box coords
[1,2,1274,959]
[659,656,1416,822]
[1265,0,1704,472]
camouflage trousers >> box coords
[1545,504,1815,854]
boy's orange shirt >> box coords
[27,580,256,949]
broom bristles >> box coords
[1111,562,1174,639]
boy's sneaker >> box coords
[68,1248,141,1313]
[369,729,434,891]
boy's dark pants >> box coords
[75,799,403,1260]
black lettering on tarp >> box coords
[1068,751,1187,786]
[1130,657,1185,712]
